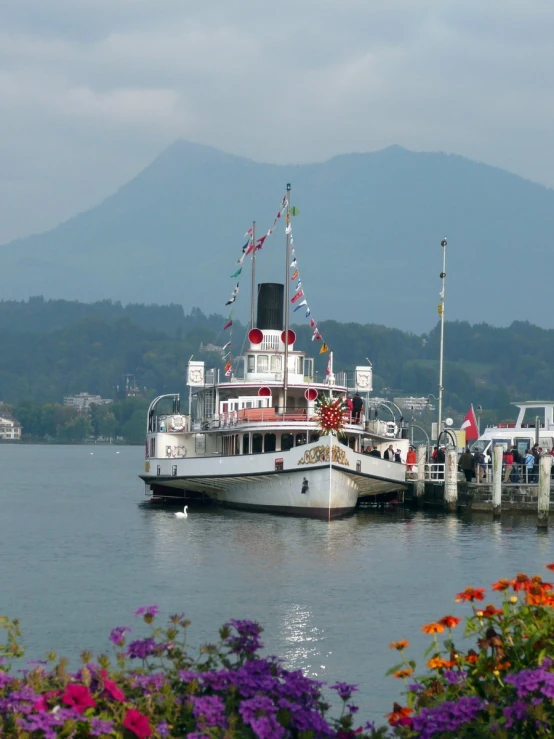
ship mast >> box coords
[283,184,291,414]
[249,221,256,330]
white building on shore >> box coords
[63,393,112,412]
[0,417,22,440]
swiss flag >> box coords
[461,405,479,440]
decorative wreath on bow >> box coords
[315,394,347,437]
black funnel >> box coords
[256,283,284,330]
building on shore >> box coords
[0,417,22,440]
[63,393,112,412]
[394,396,436,411]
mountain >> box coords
[1,141,553,332]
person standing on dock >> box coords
[459,447,474,482]
[503,448,514,483]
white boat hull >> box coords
[141,437,407,520]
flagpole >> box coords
[249,221,256,330]
[437,237,447,444]
[283,184,291,414]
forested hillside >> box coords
[0,298,553,439]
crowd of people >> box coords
[457,443,551,483]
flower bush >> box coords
[0,609,372,738]
[4,563,554,737]
[383,563,554,737]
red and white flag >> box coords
[461,405,479,440]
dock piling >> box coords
[415,444,426,502]
[538,454,552,529]
[492,445,503,518]
[444,448,458,512]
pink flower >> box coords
[100,669,126,702]
[123,709,152,738]
[61,684,96,714]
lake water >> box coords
[1,444,552,724]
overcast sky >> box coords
[1,0,553,243]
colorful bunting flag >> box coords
[319,343,329,354]
[293,299,307,312]
[222,341,231,351]
[291,269,299,280]
[291,290,304,303]
[230,267,242,278]
[255,236,267,251]
[310,318,316,328]
[223,320,233,330]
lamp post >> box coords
[437,238,447,444]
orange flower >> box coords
[392,668,413,679]
[511,573,530,592]
[422,622,445,634]
[495,661,511,671]
[455,587,486,602]
[389,640,410,651]
[491,579,511,591]
[427,657,449,670]
[465,650,479,664]
[386,703,413,727]
[546,564,554,572]
[439,615,461,629]
[481,604,503,617]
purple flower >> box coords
[503,699,529,728]
[179,669,200,683]
[330,681,358,701]
[191,695,228,729]
[109,626,131,646]
[90,718,115,736]
[131,672,167,692]
[134,605,159,618]
[224,619,263,656]
[411,696,486,738]
[157,721,170,737]
[126,637,158,660]
[239,695,284,739]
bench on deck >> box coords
[236,408,277,422]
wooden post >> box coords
[492,445,503,518]
[415,444,426,503]
[444,448,458,512]
[538,453,552,529]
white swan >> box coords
[175,505,188,519]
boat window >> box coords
[235,435,239,455]
[540,437,554,451]
[492,438,509,452]
[257,355,269,372]
[310,433,319,443]
[271,355,282,372]
[264,433,276,452]
[470,440,488,453]
[348,436,356,450]
[296,433,306,446]
[515,437,532,456]
[281,433,294,451]
[247,355,255,372]
[304,358,314,380]
[243,434,250,455]
[297,357,304,375]
[252,433,263,454]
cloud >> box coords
[1,0,554,242]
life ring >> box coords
[169,415,186,432]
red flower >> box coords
[455,587,486,602]
[491,579,511,591]
[61,684,96,714]
[438,615,461,629]
[100,669,126,702]
[123,709,152,738]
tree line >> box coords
[0,297,552,439]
